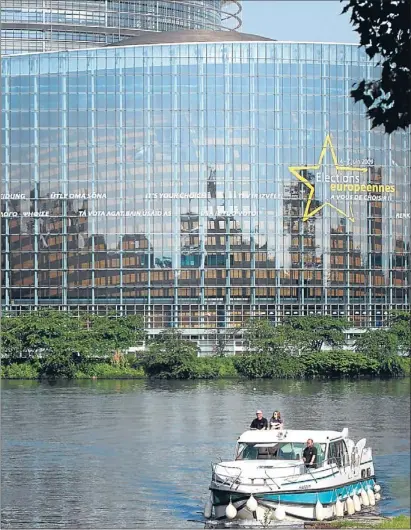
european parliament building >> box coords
[1,1,410,353]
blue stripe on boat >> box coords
[256,479,376,505]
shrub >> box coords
[234,353,275,378]
[302,350,387,378]
[141,330,198,379]
[76,362,145,379]
[378,355,408,377]
[190,357,219,379]
[39,351,78,380]
[271,355,305,378]
[1,361,40,379]
[214,357,238,378]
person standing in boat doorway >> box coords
[303,439,317,468]
[250,410,268,430]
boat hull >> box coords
[211,477,376,521]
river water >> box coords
[1,378,410,528]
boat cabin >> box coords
[235,429,351,468]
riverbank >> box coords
[2,310,410,380]
[1,352,409,380]
[304,514,410,529]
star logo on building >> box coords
[288,135,368,222]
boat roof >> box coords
[238,429,346,444]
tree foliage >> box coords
[389,311,411,356]
[243,319,286,355]
[0,311,146,378]
[355,329,398,360]
[283,316,350,352]
[342,0,411,133]
[141,330,198,379]
[1,312,409,380]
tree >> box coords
[243,319,286,355]
[1,316,24,358]
[284,316,349,352]
[389,311,411,356]
[213,329,238,357]
[342,0,411,133]
[0,310,92,360]
[355,329,398,360]
[142,330,198,379]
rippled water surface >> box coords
[1,378,410,528]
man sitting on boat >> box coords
[303,438,317,468]
[269,410,284,430]
[250,410,268,430]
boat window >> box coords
[328,439,349,467]
[236,442,309,461]
[313,443,327,467]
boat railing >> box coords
[211,463,243,489]
[212,460,305,487]
[212,458,342,488]
[282,459,340,484]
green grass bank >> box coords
[305,515,410,529]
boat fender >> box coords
[375,492,381,501]
[256,506,269,522]
[204,497,212,519]
[367,487,376,506]
[246,494,258,512]
[346,497,355,515]
[360,488,370,507]
[315,500,325,521]
[274,505,286,521]
[225,501,237,520]
[374,484,381,493]
[335,498,344,517]
[353,493,361,512]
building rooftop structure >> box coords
[110,28,274,46]
[2,0,243,55]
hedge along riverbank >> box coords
[1,350,409,381]
[1,310,410,380]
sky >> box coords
[240,0,360,44]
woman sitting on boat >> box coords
[269,411,284,430]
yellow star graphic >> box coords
[288,135,368,222]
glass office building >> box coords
[1,0,242,55]
[1,32,410,352]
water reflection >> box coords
[1,379,409,528]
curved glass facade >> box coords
[1,41,410,350]
[2,1,242,55]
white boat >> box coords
[205,427,381,522]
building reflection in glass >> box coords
[1,41,410,347]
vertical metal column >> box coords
[89,54,96,309]
[298,53,305,309]
[366,61,374,319]
[198,46,206,324]
[32,59,39,307]
[3,66,11,308]
[344,60,351,310]
[274,51,281,310]
[144,49,152,311]
[60,55,68,307]
[321,46,328,313]
[387,134,393,309]
[249,43,257,311]
[117,49,124,308]
[224,44,232,327]
[172,47,180,328]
